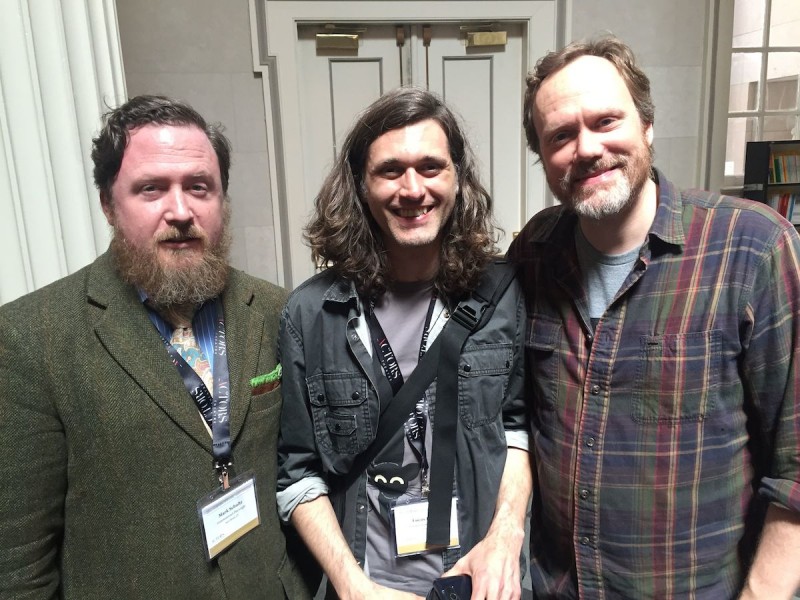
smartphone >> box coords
[427,574,472,600]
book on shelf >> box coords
[768,192,800,223]
[769,153,800,184]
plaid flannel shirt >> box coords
[508,169,800,599]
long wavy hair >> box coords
[305,87,498,301]
[523,35,655,157]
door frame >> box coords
[250,0,565,288]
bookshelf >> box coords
[743,140,800,227]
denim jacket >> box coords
[276,268,530,591]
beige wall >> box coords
[116,0,280,284]
[116,0,712,284]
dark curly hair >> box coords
[523,35,655,156]
[91,94,232,202]
[305,87,498,301]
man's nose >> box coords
[164,188,193,222]
[575,129,604,161]
[399,168,425,198]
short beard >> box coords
[557,144,653,221]
[110,203,231,309]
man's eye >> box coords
[381,167,402,178]
[419,164,441,176]
[140,184,158,193]
[551,132,569,145]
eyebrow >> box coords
[370,155,449,170]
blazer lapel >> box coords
[88,254,212,453]
[222,272,264,443]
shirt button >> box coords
[580,536,591,546]
[591,384,601,395]
[585,436,595,448]
[580,489,590,500]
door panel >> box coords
[297,25,400,206]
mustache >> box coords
[154,226,208,244]
[559,156,627,191]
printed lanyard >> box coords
[366,293,436,492]
[366,293,437,394]
[157,301,233,486]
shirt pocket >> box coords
[524,314,562,412]
[631,330,721,423]
[458,342,513,428]
[306,372,374,455]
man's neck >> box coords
[578,179,658,255]
[387,244,441,284]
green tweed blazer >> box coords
[0,252,313,599]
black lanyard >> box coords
[366,293,437,394]
[156,301,233,486]
[366,293,437,489]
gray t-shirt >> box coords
[365,280,445,594]
[574,226,640,329]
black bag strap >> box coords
[337,260,518,537]
[425,259,517,546]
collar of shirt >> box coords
[320,276,448,359]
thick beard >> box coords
[110,203,231,308]
[556,143,653,221]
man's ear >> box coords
[100,192,114,225]
[645,122,654,146]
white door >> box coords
[259,1,557,288]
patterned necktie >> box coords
[170,326,214,396]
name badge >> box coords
[391,497,460,557]
[197,472,260,561]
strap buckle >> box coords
[450,297,486,330]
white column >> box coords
[0,0,126,305]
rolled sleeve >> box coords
[277,476,329,522]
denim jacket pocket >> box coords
[631,330,721,424]
[307,371,374,455]
[458,342,513,428]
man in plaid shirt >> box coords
[509,36,800,599]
